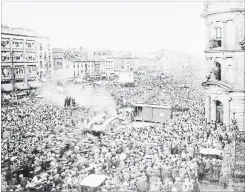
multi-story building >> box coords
[73,58,83,78]
[37,37,52,80]
[1,26,39,91]
[100,56,115,79]
[1,26,54,91]
[63,59,74,80]
[52,48,73,81]
[52,48,64,80]
[77,54,105,80]
[52,48,63,70]
[91,49,113,57]
[201,1,245,130]
[113,51,133,58]
[114,57,139,72]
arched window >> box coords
[214,61,221,81]
[216,100,223,123]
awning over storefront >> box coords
[1,84,13,92]
[27,81,41,88]
[14,82,29,90]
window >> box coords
[216,27,222,39]
[27,42,32,48]
[40,61,43,68]
[1,41,5,47]
[15,42,20,47]
[15,55,21,60]
[40,44,42,50]
[215,27,222,47]
[213,61,221,81]
[2,56,7,61]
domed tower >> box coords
[201,1,245,130]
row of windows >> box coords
[56,61,62,65]
[1,52,39,61]
[1,40,36,49]
[1,66,37,75]
[1,53,53,61]
[73,64,94,68]
[39,43,50,51]
[39,61,51,68]
[1,39,50,51]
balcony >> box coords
[202,68,233,91]
[209,39,222,49]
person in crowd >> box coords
[1,72,233,192]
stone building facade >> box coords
[1,26,53,90]
[38,37,52,80]
[1,26,39,90]
[201,1,245,130]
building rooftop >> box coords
[52,48,64,53]
[1,25,38,37]
[201,1,245,17]
[80,55,105,61]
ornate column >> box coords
[233,19,237,49]
[206,22,211,49]
[222,21,227,49]
[211,99,217,122]
[205,95,211,122]
[224,96,230,126]
[206,57,212,77]
[221,57,227,83]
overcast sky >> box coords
[2,1,206,56]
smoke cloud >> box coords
[39,83,117,116]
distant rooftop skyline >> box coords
[2,1,206,56]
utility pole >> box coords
[11,51,16,94]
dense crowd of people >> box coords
[1,72,236,192]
